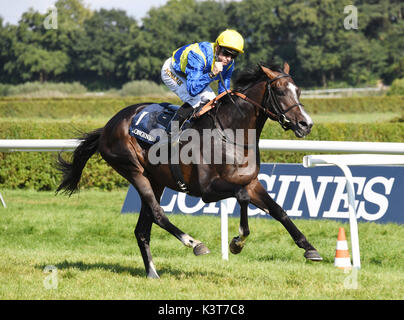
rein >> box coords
[230,92,275,118]
[195,73,303,130]
[234,73,303,130]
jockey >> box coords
[161,29,244,131]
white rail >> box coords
[0,139,82,207]
[0,139,81,152]
[301,87,383,94]
[0,139,403,154]
[259,140,404,154]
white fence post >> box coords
[333,162,361,269]
[303,154,404,269]
[0,192,6,208]
[220,199,229,261]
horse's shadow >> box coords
[37,260,221,279]
[37,260,145,277]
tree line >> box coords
[0,0,403,89]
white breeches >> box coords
[161,58,216,108]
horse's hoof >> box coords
[304,250,323,261]
[147,271,160,279]
[229,237,244,255]
[193,242,210,256]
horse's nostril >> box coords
[299,121,308,128]
[299,121,313,129]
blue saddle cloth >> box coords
[129,103,180,144]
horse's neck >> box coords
[217,82,267,136]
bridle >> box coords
[202,70,304,144]
[231,73,304,130]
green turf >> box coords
[0,189,403,300]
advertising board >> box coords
[122,164,404,224]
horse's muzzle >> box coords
[294,120,313,138]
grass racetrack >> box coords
[0,189,403,300]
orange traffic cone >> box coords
[334,227,351,269]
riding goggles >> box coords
[221,47,239,60]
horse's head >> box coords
[260,63,313,138]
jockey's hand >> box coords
[212,61,223,76]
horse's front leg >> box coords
[246,179,322,261]
[201,179,250,255]
[229,188,250,254]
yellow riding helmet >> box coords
[215,29,244,54]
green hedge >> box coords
[0,97,180,119]
[387,78,404,96]
[0,96,403,119]
[260,122,404,163]
[1,120,401,141]
[301,96,403,114]
[2,81,87,96]
[0,120,103,139]
[0,120,403,190]
[0,152,127,191]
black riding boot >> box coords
[167,102,194,134]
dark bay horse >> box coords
[56,63,322,279]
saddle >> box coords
[129,102,191,193]
[128,95,228,194]
[129,103,180,144]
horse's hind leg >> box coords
[135,202,159,279]
[124,171,209,278]
[134,173,209,251]
[134,180,208,279]
[102,144,208,277]
[247,179,322,261]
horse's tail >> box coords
[56,128,103,196]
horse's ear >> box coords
[260,65,277,79]
[283,62,290,74]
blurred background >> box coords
[0,0,403,96]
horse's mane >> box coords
[215,63,284,108]
[234,63,284,92]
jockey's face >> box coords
[216,46,238,65]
